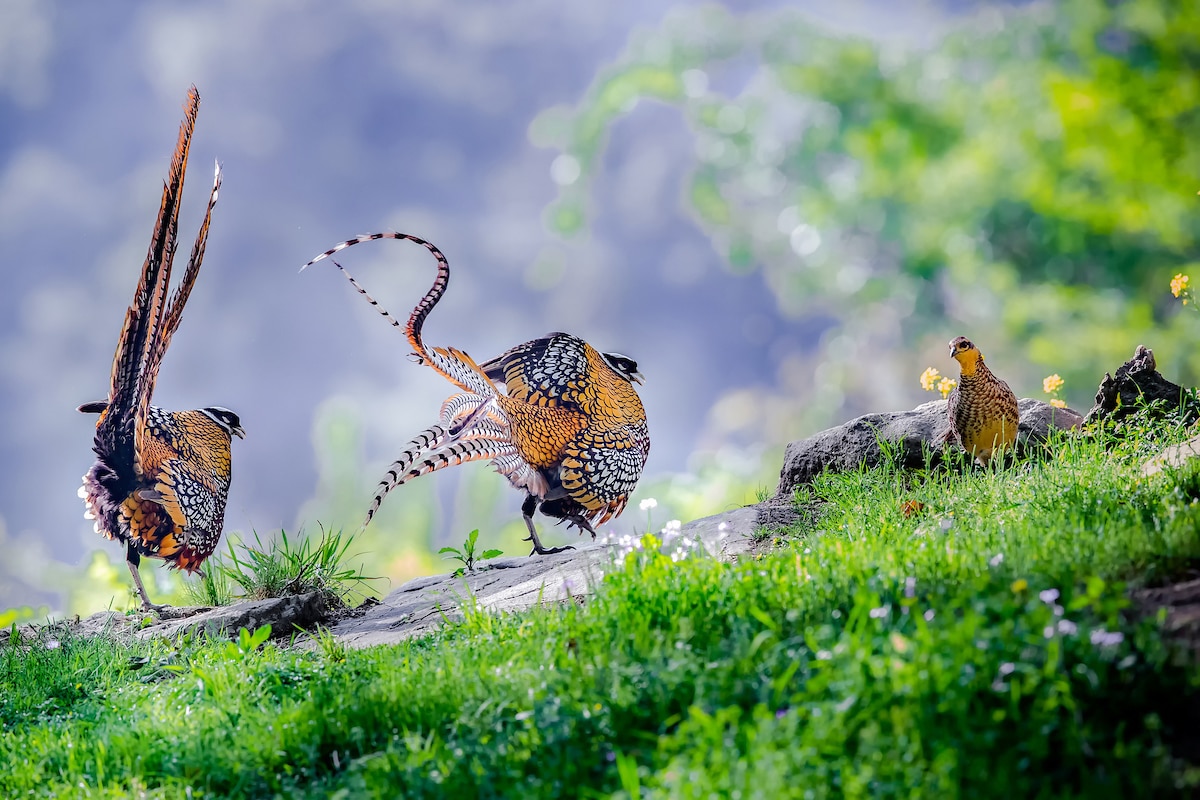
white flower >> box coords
[999,662,1015,676]
[923,609,936,622]
[1089,629,1124,647]
[1039,588,1060,604]
[1057,619,1077,636]
[664,519,682,533]
[638,498,658,511]
[989,553,1004,567]
[869,605,890,619]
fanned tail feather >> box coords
[366,437,520,526]
[143,159,222,390]
[100,86,201,473]
[363,394,515,527]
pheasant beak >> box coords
[231,425,246,439]
[630,371,645,385]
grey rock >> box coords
[775,397,1083,496]
[133,592,329,641]
[321,505,764,649]
[1141,434,1200,478]
[4,594,332,645]
[1086,345,1198,425]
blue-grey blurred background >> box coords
[2,0,1197,617]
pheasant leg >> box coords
[126,544,168,613]
[522,495,575,557]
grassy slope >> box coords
[2,423,1200,798]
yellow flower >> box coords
[1042,374,1064,395]
[936,377,957,399]
[920,367,940,392]
[1011,578,1028,593]
[1171,273,1189,298]
[1050,398,1067,409]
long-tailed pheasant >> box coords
[302,233,649,555]
[78,87,243,611]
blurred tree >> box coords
[535,0,1200,438]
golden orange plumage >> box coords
[78,88,242,611]
[302,234,650,555]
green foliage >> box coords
[310,624,348,664]
[214,527,380,605]
[221,625,272,663]
[537,0,1200,431]
[438,529,504,577]
[1,429,1199,796]
[184,562,234,607]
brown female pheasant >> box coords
[78,87,243,611]
[302,233,649,555]
[945,336,1019,466]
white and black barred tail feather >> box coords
[364,427,519,527]
[364,423,450,526]
[361,388,510,527]
[301,233,496,396]
[299,232,451,363]
[492,451,548,497]
[394,438,517,487]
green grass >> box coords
[2,423,1199,798]
[185,526,381,608]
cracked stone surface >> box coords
[322,504,766,648]
[5,593,333,646]
[131,592,330,640]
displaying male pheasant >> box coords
[302,233,649,555]
[945,336,1019,466]
[78,87,243,611]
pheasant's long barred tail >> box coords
[302,233,497,396]
[143,161,223,396]
[365,425,518,526]
[304,229,649,556]
[396,438,519,489]
[79,86,243,612]
[106,87,201,456]
[299,232,453,360]
[364,395,513,526]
